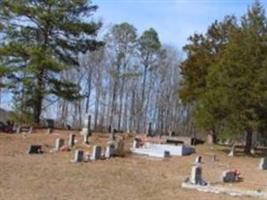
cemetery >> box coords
[2,0,267,200]
[1,124,267,200]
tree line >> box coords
[180,1,267,152]
[0,0,191,135]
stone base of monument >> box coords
[131,142,194,158]
[181,182,267,199]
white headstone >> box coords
[195,156,202,164]
[190,165,202,185]
[228,145,235,157]
[259,158,267,170]
[91,145,102,160]
[73,150,84,162]
[68,134,76,147]
[55,138,64,151]
[105,144,115,159]
[133,140,138,148]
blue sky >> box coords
[92,0,267,49]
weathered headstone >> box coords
[80,115,91,144]
[72,150,84,163]
[16,125,21,134]
[259,158,267,170]
[105,144,115,159]
[114,138,125,157]
[250,148,256,155]
[55,138,65,151]
[68,134,76,147]
[133,139,138,148]
[27,145,42,154]
[207,134,216,144]
[91,145,102,160]
[28,126,33,134]
[46,128,53,134]
[190,165,202,185]
[228,144,236,157]
[222,170,240,182]
[195,156,202,164]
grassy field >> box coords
[0,130,265,200]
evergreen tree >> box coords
[199,1,267,153]
[0,0,103,124]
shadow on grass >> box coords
[218,145,267,158]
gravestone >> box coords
[195,156,202,164]
[16,126,21,134]
[80,115,91,144]
[72,150,84,163]
[207,134,216,144]
[68,134,76,147]
[28,127,33,134]
[55,138,65,151]
[222,170,239,182]
[27,145,42,154]
[46,128,53,134]
[91,145,102,160]
[105,144,115,159]
[190,165,202,185]
[133,139,138,148]
[259,158,267,170]
[114,138,125,157]
[228,145,236,157]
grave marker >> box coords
[55,138,64,151]
[105,144,115,159]
[259,158,267,170]
[27,145,42,154]
[222,170,240,182]
[190,165,203,185]
[68,134,76,147]
[91,145,102,160]
[228,145,236,157]
[72,150,84,162]
[195,156,202,164]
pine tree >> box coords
[196,1,267,153]
[0,0,103,124]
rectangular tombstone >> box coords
[73,150,84,162]
[259,158,267,170]
[91,145,102,160]
[228,145,236,157]
[27,145,42,154]
[55,138,65,151]
[105,144,115,159]
[46,128,53,134]
[68,134,76,147]
[115,139,125,157]
[195,156,202,164]
[28,127,33,134]
[133,140,138,148]
[190,165,202,185]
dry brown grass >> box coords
[0,130,265,200]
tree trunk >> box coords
[33,70,45,125]
[244,128,253,154]
[85,70,92,113]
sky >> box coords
[92,0,267,49]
